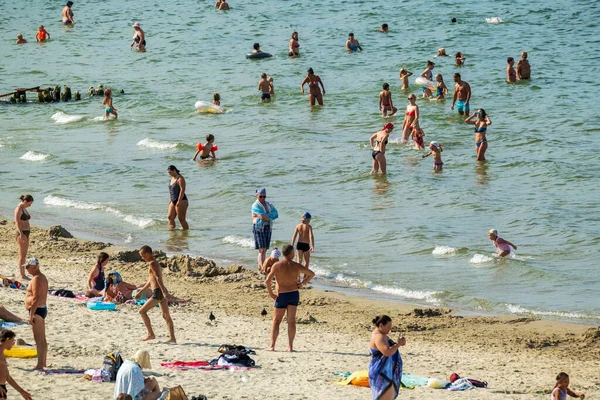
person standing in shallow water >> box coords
[14,195,33,280]
[167,165,189,230]
[62,1,75,25]
[131,22,146,51]
[265,244,315,352]
[451,73,471,115]
[289,32,300,57]
[252,188,279,269]
[300,68,325,106]
[516,51,531,80]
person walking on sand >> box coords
[369,315,405,400]
[24,258,48,370]
[102,89,118,120]
[14,195,33,280]
[300,68,325,106]
[379,83,398,118]
[487,229,517,257]
[136,246,176,343]
[131,22,146,51]
[167,165,189,230]
[516,51,531,80]
[451,73,471,115]
[265,245,315,351]
[0,330,33,400]
[370,123,393,175]
[252,188,279,269]
[62,1,75,25]
[291,212,315,268]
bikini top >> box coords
[406,109,416,117]
[474,125,487,133]
[197,143,219,152]
[377,138,389,145]
[20,208,31,221]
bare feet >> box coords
[34,365,44,371]
[166,339,176,344]
[141,335,156,341]
[264,346,275,351]
[286,347,295,352]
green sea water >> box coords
[1,0,599,322]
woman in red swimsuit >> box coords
[401,95,419,143]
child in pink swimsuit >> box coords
[487,229,517,257]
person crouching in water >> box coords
[422,141,443,172]
[192,134,218,161]
[487,229,517,257]
[102,89,118,120]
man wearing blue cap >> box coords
[251,188,279,269]
[291,211,315,268]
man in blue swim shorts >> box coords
[265,245,315,352]
[451,72,471,115]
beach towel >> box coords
[0,322,19,329]
[335,372,427,389]
[160,361,251,371]
[251,200,278,231]
[114,360,145,398]
[401,373,429,387]
[39,368,85,375]
[369,339,402,400]
[448,378,475,391]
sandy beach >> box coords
[0,219,599,399]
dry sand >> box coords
[0,220,599,399]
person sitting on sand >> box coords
[369,315,405,400]
[192,134,218,161]
[86,252,109,297]
[35,25,49,42]
[0,329,33,400]
[114,350,163,400]
[0,306,22,323]
[487,229,517,257]
[104,271,149,304]
[261,248,281,275]
[265,244,315,352]
[15,34,27,44]
[551,372,585,400]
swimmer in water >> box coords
[130,22,146,51]
[401,94,419,143]
[62,1,75,25]
[422,141,443,172]
[506,57,516,83]
[370,123,394,175]
[16,34,27,44]
[268,77,275,95]
[212,93,221,106]
[434,74,448,100]
[289,32,300,57]
[420,61,435,98]
[399,68,413,90]
[464,108,492,161]
[379,83,398,118]
[487,229,517,257]
[258,73,271,102]
[436,48,448,57]
[516,51,531,80]
[378,24,389,32]
[217,0,230,10]
[192,134,218,161]
[346,33,362,52]
[455,52,466,66]
[35,25,50,42]
[102,89,118,120]
[300,68,325,106]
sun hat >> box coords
[488,229,498,236]
[430,141,440,148]
[132,22,141,28]
[271,248,281,258]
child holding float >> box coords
[192,134,218,161]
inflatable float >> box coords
[195,101,223,114]
[246,51,272,59]
[486,17,503,24]
[4,345,37,358]
[86,302,117,311]
[415,77,437,90]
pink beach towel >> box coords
[160,361,251,371]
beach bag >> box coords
[166,385,189,400]
[102,352,123,382]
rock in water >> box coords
[74,91,81,101]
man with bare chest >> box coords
[23,258,48,371]
[451,73,471,115]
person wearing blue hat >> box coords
[251,188,279,269]
[291,211,314,268]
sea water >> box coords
[1,0,599,323]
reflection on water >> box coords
[164,230,190,253]
[475,162,489,185]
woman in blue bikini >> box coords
[369,315,405,400]
[345,33,362,52]
[464,108,491,161]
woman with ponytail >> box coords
[14,195,34,279]
[86,252,110,297]
[368,315,405,399]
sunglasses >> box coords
[258,195,266,198]
[408,97,415,100]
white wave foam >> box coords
[469,254,494,264]
[432,246,457,255]
[20,151,50,161]
[222,235,255,248]
[92,116,104,122]
[51,111,86,124]
[506,304,600,320]
[43,195,155,228]
[486,17,503,24]
[370,284,441,305]
[137,138,179,150]
[0,144,4,148]
[125,234,133,244]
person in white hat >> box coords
[487,229,517,257]
[23,258,48,370]
[422,141,444,172]
[131,22,146,51]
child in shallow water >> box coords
[399,68,413,90]
[291,212,315,268]
[192,133,218,161]
[434,74,448,100]
[102,89,118,120]
[551,372,585,400]
[212,93,221,106]
[422,141,443,172]
[487,229,517,257]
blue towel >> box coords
[251,200,278,231]
[1,322,18,329]
[369,339,402,399]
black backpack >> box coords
[102,352,124,382]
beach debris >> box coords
[73,90,81,100]
[113,249,166,263]
[1,84,123,103]
[209,312,216,322]
[47,225,74,239]
[408,308,450,318]
[261,308,267,318]
[297,312,318,324]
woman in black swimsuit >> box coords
[167,165,189,230]
[14,194,34,280]
[300,68,325,106]
[130,22,146,51]
[370,123,393,175]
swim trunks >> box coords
[200,155,209,160]
[16,230,30,239]
[152,288,164,301]
[28,306,47,319]
[0,383,6,399]
[261,93,271,100]
[372,150,381,160]
[456,100,469,113]
[253,224,271,249]
[381,104,391,112]
[274,291,300,309]
[434,162,444,167]
[105,107,113,113]
[296,242,310,252]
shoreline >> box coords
[0,219,599,398]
